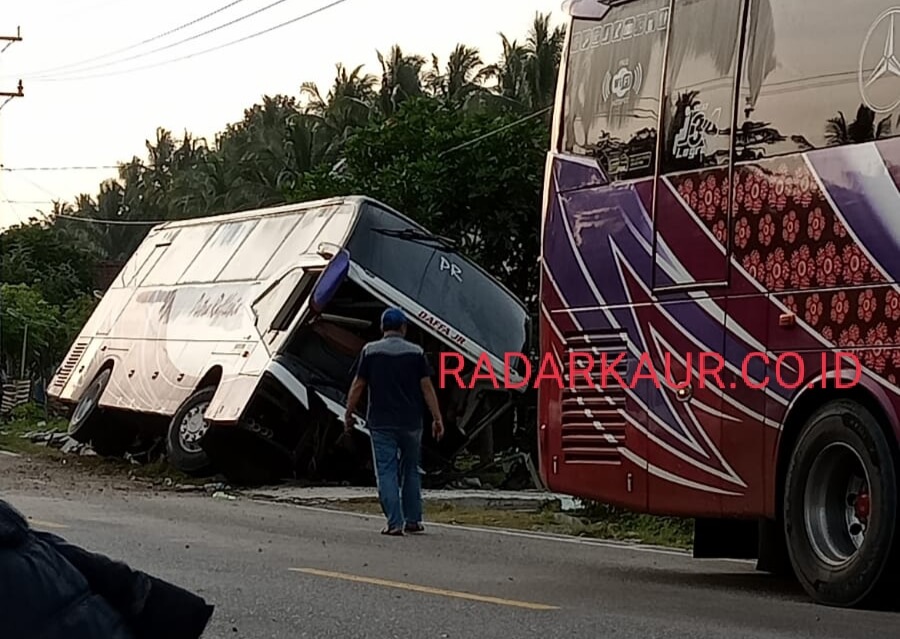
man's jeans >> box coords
[370,428,423,530]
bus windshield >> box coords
[561,0,670,180]
[347,202,530,359]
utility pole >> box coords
[0,27,23,112]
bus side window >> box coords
[251,269,319,336]
[736,0,900,160]
[660,0,743,174]
[270,271,319,332]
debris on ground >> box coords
[20,429,100,456]
[5,406,550,503]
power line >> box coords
[439,106,552,156]
[31,0,351,83]
[17,0,253,79]
[0,164,120,171]
[6,170,63,200]
[30,0,294,80]
[55,213,165,226]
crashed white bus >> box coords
[48,196,530,484]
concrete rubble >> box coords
[19,429,98,456]
[241,484,582,512]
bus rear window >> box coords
[561,1,670,181]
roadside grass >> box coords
[330,497,695,550]
[0,405,201,485]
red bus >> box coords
[539,0,900,607]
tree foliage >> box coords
[0,12,564,371]
[0,220,100,307]
[1,284,61,375]
[294,98,547,303]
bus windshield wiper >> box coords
[372,227,459,252]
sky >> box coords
[0,0,565,230]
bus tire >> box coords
[68,367,112,443]
[166,387,215,476]
[783,399,900,608]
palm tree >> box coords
[424,44,493,106]
[300,63,378,164]
[481,35,530,110]
[377,45,426,117]
[301,63,378,132]
[523,12,566,110]
[481,13,565,114]
[212,95,306,204]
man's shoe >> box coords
[404,523,425,534]
[381,527,404,536]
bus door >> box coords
[646,0,748,515]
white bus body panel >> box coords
[48,198,359,424]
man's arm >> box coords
[344,375,367,431]
[419,353,444,440]
[344,348,368,431]
[420,377,441,417]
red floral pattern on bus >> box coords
[672,159,900,384]
[672,160,886,292]
[777,285,900,382]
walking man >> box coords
[344,308,444,535]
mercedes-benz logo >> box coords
[860,8,900,113]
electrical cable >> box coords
[16,0,254,79]
[30,0,351,83]
[29,0,294,80]
[54,213,165,226]
[439,106,552,156]
[1,165,122,171]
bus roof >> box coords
[151,195,364,232]
[149,195,528,315]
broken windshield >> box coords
[347,201,529,359]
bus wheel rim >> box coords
[803,441,871,567]
[179,402,210,454]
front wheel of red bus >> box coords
[783,399,900,608]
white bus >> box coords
[48,196,530,484]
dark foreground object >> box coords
[0,499,214,639]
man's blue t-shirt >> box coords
[352,335,434,431]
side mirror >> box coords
[310,248,350,315]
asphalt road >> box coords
[5,489,899,639]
